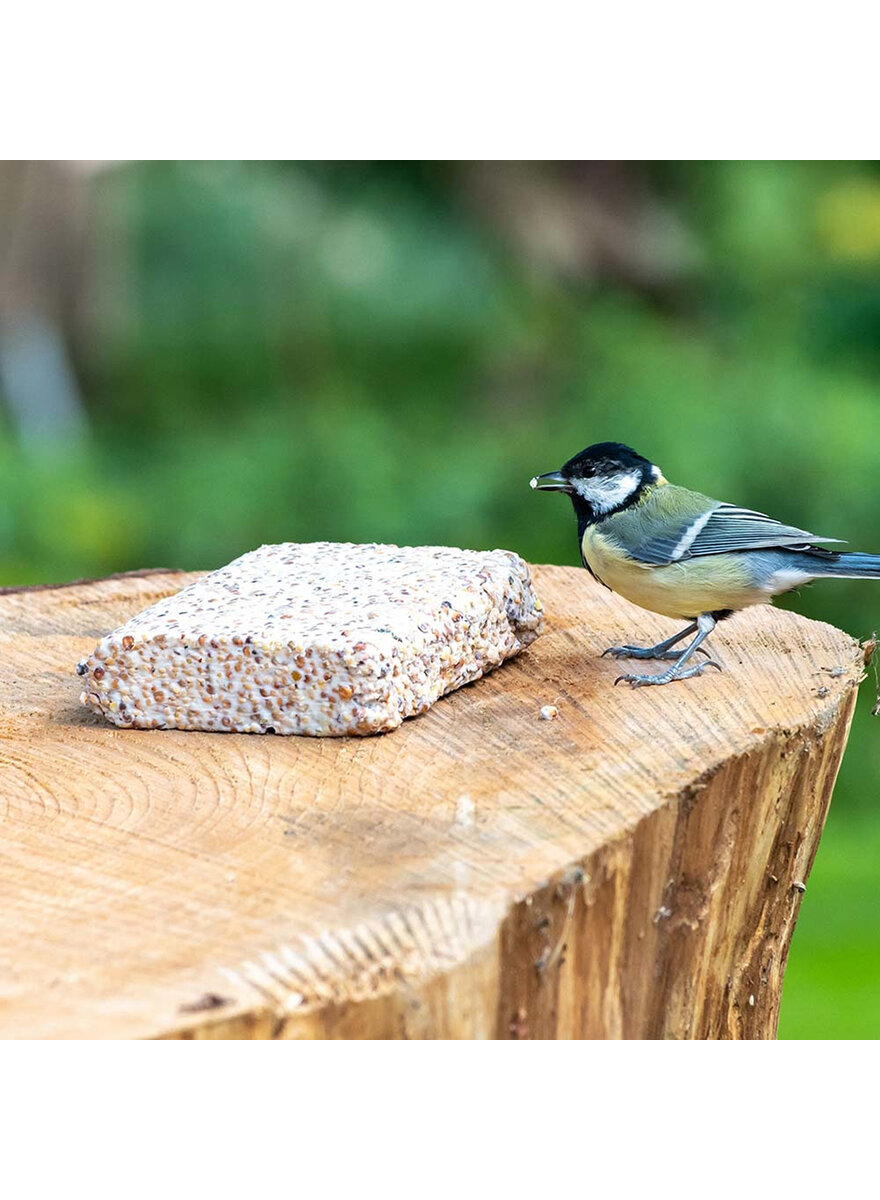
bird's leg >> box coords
[602,621,704,661]
[614,614,722,687]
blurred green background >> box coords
[1,160,877,1037]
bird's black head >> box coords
[530,441,661,525]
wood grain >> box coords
[0,566,865,1038]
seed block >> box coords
[77,542,544,736]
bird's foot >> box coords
[602,644,709,661]
[614,659,722,688]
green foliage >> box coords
[777,811,880,1039]
[3,161,879,1036]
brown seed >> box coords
[122,636,134,651]
[93,667,105,680]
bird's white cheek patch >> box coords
[572,471,641,514]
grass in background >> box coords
[779,810,880,1038]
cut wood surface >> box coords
[0,565,866,1039]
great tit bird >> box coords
[531,441,880,687]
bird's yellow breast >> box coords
[581,527,767,619]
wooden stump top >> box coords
[0,566,865,1038]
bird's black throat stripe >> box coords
[572,478,659,589]
[576,508,606,588]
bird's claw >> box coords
[602,645,641,659]
[603,644,710,661]
[614,659,722,687]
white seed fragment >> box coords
[77,542,544,737]
[539,704,559,721]
[454,794,475,827]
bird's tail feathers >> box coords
[806,551,880,580]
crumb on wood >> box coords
[454,793,475,827]
[509,1007,529,1038]
[539,704,559,721]
[555,864,584,896]
[179,992,231,1014]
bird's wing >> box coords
[677,503,843,560]
[604,486,844,566]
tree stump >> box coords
[0,566,866,1038]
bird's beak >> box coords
[530,470,573,493]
